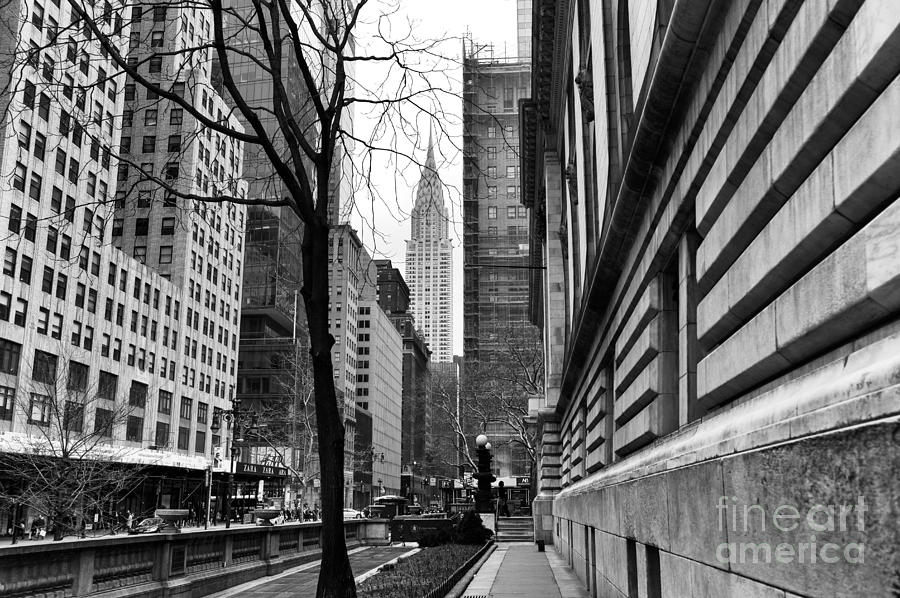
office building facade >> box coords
[0,0,249,529]
[354,299,403,504]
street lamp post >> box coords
[473,434,495,513]
[210,398,258,529]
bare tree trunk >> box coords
[302,219,355,598]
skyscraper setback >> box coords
[404,136,453,363]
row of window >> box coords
[0,340,219,437]
[487,205,528,219]
[484,146,519,161]
[483,166,519,179]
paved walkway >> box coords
[209,545,417,598]
[462,542,589,598]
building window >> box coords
[126,416,144,442]
[155,422,170,447]
[161,217,175,235]
[128,381,148,408]
[28,393,52,426]
[195,430,206,453]
[134,246,147,263]
[98,371,118,400]
[135,218,149,236]
[158,390,172,414]
[94,408,113,437]
[67,361,89,392]
[488,206,497,219]
[177,426,190,450]
[63,400,84,433]
[179,396,192,419]
[197,401,208,424]
[32,350,57,384]
[159,245,173,264]
[0,339,21,375]
[0,386,15,420]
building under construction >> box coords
[462,38,534,479]
[462,40,533,365]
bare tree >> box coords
[246,338,321,506]
[0,348,148,540]
[433,323,543,478]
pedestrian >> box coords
[497,481,510,517]
[11,519,25,545]
[126,510,133,530]
[31,516,45,540]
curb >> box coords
[353,547,420,585]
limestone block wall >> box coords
[542,0,900,596]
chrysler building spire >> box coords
[405,132,453,362]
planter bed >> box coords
[358,542,491,598]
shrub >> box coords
[358,543,482,598]
[452,511,493,545]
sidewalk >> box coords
[462,542,589,598]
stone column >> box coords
[533,408,562,545]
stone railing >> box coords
[0,519,390,598]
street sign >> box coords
[516,476,530,487]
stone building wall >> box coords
[522,0,900,596]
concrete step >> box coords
[497,522,534,529]
[496,531,534,542]
[496,516,534,542]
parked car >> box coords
[128,517,163,534]
[342,508,363,519]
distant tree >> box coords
[433,324,543,478]
[248,338,320,504]
[0,348,148,540]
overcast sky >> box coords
[348,0,521,357]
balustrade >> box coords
[0,519,372,598]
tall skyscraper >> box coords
[461,38,535,480]
[462,40,532,365]
[220,0,311,508]
[405,135,453,363]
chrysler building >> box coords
[405,135,453,363]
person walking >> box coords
[30,516,45,540]
[11,519,25,545]
[126,510,134,531]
